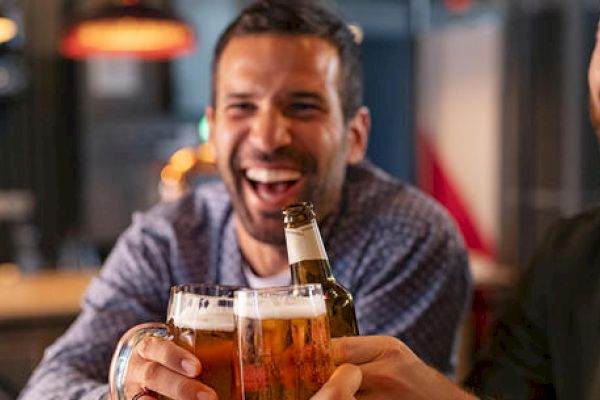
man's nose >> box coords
[247,107,292,152]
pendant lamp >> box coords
[0,14,17,44]
[60,0,195,60]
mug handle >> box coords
[108,322,169,400]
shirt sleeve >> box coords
[18,213,173,400]
[353,217,472,376]
[464,227,556,399]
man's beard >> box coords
[230,176,324,246]
[236,205,287,245]
[224,147,319,246]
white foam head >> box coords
[234,293,326,320]
[170,293,234,332]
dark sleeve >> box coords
[464,228,557,399]
[18,213,173,400]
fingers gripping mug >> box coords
[109,284,240,400]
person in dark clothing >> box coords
[464,207,600,400]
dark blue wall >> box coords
[362,36,415,183]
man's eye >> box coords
[290,103,319,111]
[229,102,256,111]
[225,102,257,118]
[287,103,322,119]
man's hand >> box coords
[113,324,217,400]
[313,336,478,400]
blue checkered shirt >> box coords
[19,161,471,400]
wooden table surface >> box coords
[0,252,515,323]
[0,264,97,322]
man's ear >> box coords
[345,106,370,164]
[205,105,216,146]
[204,105,218,163]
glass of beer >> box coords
[164,284,240,400]
[109,284,241,400]
[234,284,334,400]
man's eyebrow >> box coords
[288,91,326,103]
[223,92,255,101]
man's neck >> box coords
[234,218,289,277]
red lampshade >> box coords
[60,1,196,60]
[444,0,473,13]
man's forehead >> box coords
[217,34,339,68]
[214,34,341,92]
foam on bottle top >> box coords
[171,294,234,332]
[234,294,326,320]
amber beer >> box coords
[234,284,334,400]
[163,285,241,400]
[283,202,359,337]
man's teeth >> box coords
[245,168,301,183]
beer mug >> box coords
[234,284,334,400]
[109,284,240,400]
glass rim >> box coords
[170,283,242,296]
[233,283,327,320]
[233,283,323,295]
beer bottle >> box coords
[282,202,359,337]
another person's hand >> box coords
[313,336,477,400]
[311,363,362,400]
[111,323,217,400]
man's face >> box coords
[207,35,366,245]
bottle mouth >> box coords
[282,201,315,224]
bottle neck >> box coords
[285,219,327,263]
[285,219,334,282]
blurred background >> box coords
[0,0,598,397]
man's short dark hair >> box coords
[211,0,363,122]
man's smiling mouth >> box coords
[244,167,303,205]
